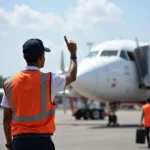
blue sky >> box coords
[0,0,150,77]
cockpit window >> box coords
[100,50,118,56]
[127,52,135,61]
[86,51,98,58]
[120,51,128,60]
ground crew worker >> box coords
[1,36,77,150]
[140,98,150,148]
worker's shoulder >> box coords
[50,72,66,79]
[3,76,13,85]
[3,72,22,85]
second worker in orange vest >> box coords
[1,36,77,150]
[140,98,150,149]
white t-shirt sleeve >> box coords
[0,93,10,108]
[51,73,66,102]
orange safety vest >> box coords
[143,104,150,127]
[3,70,56,136]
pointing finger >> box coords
[64,36,69,45]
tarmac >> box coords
[0,109,148,150]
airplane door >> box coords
[121,51,138,100]
[121,61,136,99]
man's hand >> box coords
[64,36,77,54]
[3,108,12,148]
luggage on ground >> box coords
[136,128,145,144]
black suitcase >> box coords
[136,128,145,144]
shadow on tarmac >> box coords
[88,124,140,129]
[56,123,140,129]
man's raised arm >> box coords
[64,36,77,86]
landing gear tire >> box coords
[90,109,100,120]
[74,110,82,120]
[83,109,90,120]
[107,102,120,127]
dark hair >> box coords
[24,53,42,64]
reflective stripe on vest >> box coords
[5,73,55,122]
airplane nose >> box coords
[72,58,108,99]
[72,59,98,98]
[77,68,96,91]
[72,69,97,98]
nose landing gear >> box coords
[107,114,119,127]
[107,102,120,127]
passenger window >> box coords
[120,51,128,60]
[127,52,135,61]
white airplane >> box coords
[71,39,150,125]
[1,39,149,126]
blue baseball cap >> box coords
[23,39,50,56]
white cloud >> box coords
[0,5,63,31]
[64,0,122,32]
[0,8,9,25]
[0,0,122,33]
